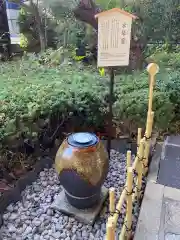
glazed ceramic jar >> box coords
[55,132,109,209]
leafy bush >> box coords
[148,51,180,70]
[0,60,180,144]
[0,60,108,142]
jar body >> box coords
[55,134,109,209]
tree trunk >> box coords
[30,0,46,51]
[73,0,101,29]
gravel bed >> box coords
[0,150,145,240]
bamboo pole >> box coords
[133,139,145,200]
[113,149,136,227]
[109,188,115,214]
[126,150,131,169]
[108,64,159,239]
[132,137,144,172]
[143,111,154,175]
[137,128,142,151]
[106,217,115,240]
[132,155,139,172]
[146,63,159,113]
[112,188,126,227]
[119,167,133,239]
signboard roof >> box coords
[95,8,138,20]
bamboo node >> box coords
[136,154,144,163]
[144,134,152,141]
[143,163,148,169]
[133,169,138,176]
[108,208,122,217]
[123,220,132,233]
[109,212,114,217]
[134,184,141,193]
[124,185,134,196]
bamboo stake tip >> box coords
[106,221,113,228]
[128,166,133,173]
[147,63,159,76]
[108,216,114,224]
[109,187,115,192]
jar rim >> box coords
[67,132,99,148]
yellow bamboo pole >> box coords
[143,111,154,175]
[108,64,159,239]
[119,167,133,239]
[106,217,115,240]
[132,137,144,172]
[126,150,131,169]
[109,188,115,214]
[133,139,145,200]
[132,155,139,172]
[146,63,159,113]
[112,188,126,227]
[112,150,136,227]
[137,128,142,151]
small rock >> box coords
[65,237,71,240]
[8,224,16,233]
[60,232,66,238]
[46,209,53,216]
[40,172,46,177]
[6,205,14,213]
[82,230,88,238]
[42,181,48,187]
[33,220,41,227]
[3,213,10,221]
[24,226,33,235]
[34,234,41,240]
[55,224,63,231]
[71,236,77,240]
[53,231,61,238]
[9,213,18,221]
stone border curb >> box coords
[0,156,53,227]
[134,143,163,239]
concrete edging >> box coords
[0,156,53,227]
[134,143,163,239]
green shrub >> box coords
[0,61,107,142]
[0,60,180,143]
[147,50,180,70]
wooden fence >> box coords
[106,63,159,240]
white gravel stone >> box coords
[0,150,145,239]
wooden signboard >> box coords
[95,8,137,67]
[95,8,138,157]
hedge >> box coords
[0,59,180,144]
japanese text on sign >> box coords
[97,13,132,67]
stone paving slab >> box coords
[157,136,180,189]
[165,135,180,146]
[164,186,180,201]
[134,182,164,240]
[135,138,180,240]
[165,233,180,240]
[159,198,180,238]
[147,143,162,183]
[135,185,180,240]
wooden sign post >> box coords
[95,8,138,157]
